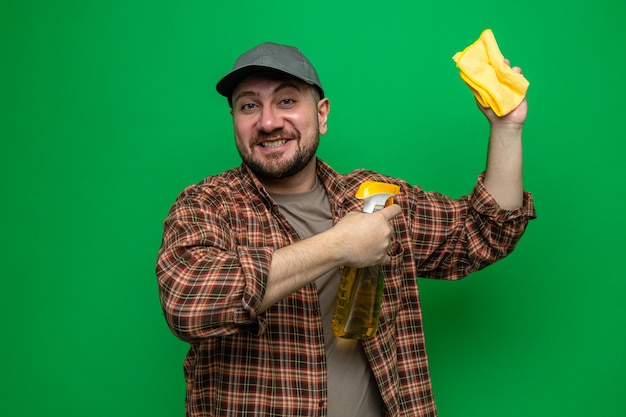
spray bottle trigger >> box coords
[355,181,400,214]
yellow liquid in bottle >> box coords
[331,265,384,339]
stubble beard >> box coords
[239,128,320,181]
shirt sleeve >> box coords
[411,172,536,279]
[156,185,272,343]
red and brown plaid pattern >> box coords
[156,159,535,416]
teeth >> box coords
[261,139,287,148]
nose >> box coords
[257,105,284,133]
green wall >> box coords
[2,1,625,416]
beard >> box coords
[238,128,320,180]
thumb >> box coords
[379,204,402,221]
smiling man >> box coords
[156,42,536,417]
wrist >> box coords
[490,122,523,139]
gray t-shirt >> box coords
[271,179,384,417]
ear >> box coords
[317,98,330,135]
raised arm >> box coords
[480,64,528,210]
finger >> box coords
[380,204,402,221]
[503,58,524,74]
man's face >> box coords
[230,74,329,182]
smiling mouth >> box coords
[259,139,288,148]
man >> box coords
[156,42,536,416]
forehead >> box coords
[233,72,309,96]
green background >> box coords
[2,0,625,416]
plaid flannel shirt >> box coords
[156,158,536,416]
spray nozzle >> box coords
[356,181,400,213]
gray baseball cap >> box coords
[216,42,324,106]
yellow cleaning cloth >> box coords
[453,29,529,116]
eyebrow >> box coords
[233,81,303,105]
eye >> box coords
[279,98,295,106]
[240,102,257,112]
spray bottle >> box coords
[331,181,400,339]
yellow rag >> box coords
[452,29,529,116]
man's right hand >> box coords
[328,204,402,268]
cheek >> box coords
[286,112,318,133]
[234,133,251,154]
[233,119,252,143]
